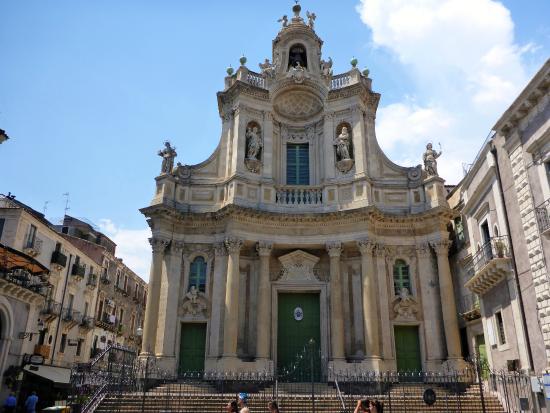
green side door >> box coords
[394,325,422,372]
[277,293,321,381]
[178,323,206,374]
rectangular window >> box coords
[60,334,67,353]
[84,302,89,317]
[116,270,121,287]
[67,294,74,311]
[286,143,310,185]
[25,224,37,248]
[495,311,506,345]
[76,339,83,356]
[0,218,5,240]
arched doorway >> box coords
[0,296,14,379]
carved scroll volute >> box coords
[149,237,170,255]
[325,241,342,258]
[430,239,452,256]
[224,237,244,255]
[357,239,376,256]
[257,241,273,257]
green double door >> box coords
[277,293,321,380]
[178,323,206,374]
[394,325,422,372]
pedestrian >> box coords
[238,392,250,413]
[268,400,279,412]
[226,400,239,412]
[354,399,370,413]
[24,391,38,413]
[3,392,16,413]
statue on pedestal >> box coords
[423,142,442,177]
[158,141,177,174]
[259,58,275,78]
[306,11,316,29]
[246,126,262,160]
[335,127,351,160]
[320,57,333,77]
[277,15,288,28]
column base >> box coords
[442,357,469,372]
[154,355,177,374]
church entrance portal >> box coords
[277,293,321,381]
[394,325,422,372]
[178,323,206,374]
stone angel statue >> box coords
[335,127,351,160]
[278,15,288,28]
[423,142,442,177]
[320,57,333,77]
[259,58,275,78]
[246,126,263,160]
[158,141,177,174]
[306,11,316,29]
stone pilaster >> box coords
[431,240,464,367]
[326,242,345,360]
[208,243,228,357]
[416,243,444,369]
[357,239,380,358]
[375,244,393,363]
[256,241,273,360]
[141,236,169,356]
[156,240,184,363]
[222,237,244,357]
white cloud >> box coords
[356,0,536,183]
[98,219,151,282]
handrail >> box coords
[466,235,511,278]
[334,376,346,412]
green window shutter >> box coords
[287,144,309,185]
[189,257,207,292]
[393,259,411,294]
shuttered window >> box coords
[286,143,309,185]
[189,256,207,292]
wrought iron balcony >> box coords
[95,312,118,332]
[100,274,111,284]
[458,294,481,321]
[86,274,98,289]
[536,198,550,238]
[71,264,85,279]
[115,284,129,296]
[80,316,95,330]
[62,308,83,325]
[41,299,62,319]
[50,250,67,268]
[23,237,43,257]
[0,268,49,297]
[464,236,512,295]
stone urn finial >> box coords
[362,68,370,77]
[239,55,247,66]
[226,65,234,76]
[350,57,358,68]
[292,1,301,18]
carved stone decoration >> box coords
[277,250,320,282]
[320,57,333,77]
[334,124,354,173]
[174,162,191,180]
[257,241,273,257]
[392,287,420,321]
[245,122,262,175]
[430,239,452,256]
[357,239,376,256]
[149,237,170,254]
[325,242,342,257]
[158,141,177,175]
[259,58,276,78]
[287,62,310,84]
[179,285,209,317]
[273,90,322,121]
[423,142,442,177]
[281,125,316,142]
[407,165,423,181]
[225,237,244,255]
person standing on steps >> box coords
[238,393,250,413]
[268,400,280,412]
[226,400,239,412]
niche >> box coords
[288,44,308,69]
[244,121,262,173]
[334,122,354,173]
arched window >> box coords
[188,257,207,293]
[393,259,411,295]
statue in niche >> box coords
[306,11,316,29]
[423,142,442,177]
[335,127,352,160]
[246,126,262,160]
[158,141,177,174]
[277,15,288,28]
[289,61,307,84]
[393,287,419,320]
[180,285,208,317]
[320,57,333,77]
[259,58,276,78]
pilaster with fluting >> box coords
[141,236,169,355]
[222,237,244,357]
[208,243,228,357]
[357,239,380,358]
[374,244,393,360]
[431,240,462,360]
[256,241,273,360]
[327,242,345,360]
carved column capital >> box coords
[416,243,431,258]
[374,243,386,257]
[224,237,244,255]
[357,239,376,256]
[430,240,452,256]
[326,241,342,258]
[214,242,228,257]
[149,237,170,254]
[256,241,273,257]
[169,240,184,254]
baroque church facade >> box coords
[140,5,467,374]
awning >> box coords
[23,365,71,385]
[0,243,49,274]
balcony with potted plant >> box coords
[71,263,86,281]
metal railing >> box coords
[535,197,550,234]
[71,263,86,277]
[458,293,481,320]
[466,235,511,278]
[0,268,49,296]
[86,274,97,288]
[51,250,68,267]
[41,299,62,316]
[62,308,83,324]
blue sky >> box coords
[1,0,548,279]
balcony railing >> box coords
[465,236,512,295]
[80,316,95,330]
[330,72,352,90]
[86,274,98,289]
[535,198,550,237]
[23,237,43,257]
[50,250,68,268]
[458,294,481,321]
[0,268,49,297]
[41,299,62,317]
[95,312,118,332]
[275,186,323,206]
[246,71,266,89]
[100,274,111,284]
[62,308,83,324]
[71,264,85,278]
[115,285,129,296]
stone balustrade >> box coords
[330,72,351,90]
[246,71,266,89]
[275,186,323,206]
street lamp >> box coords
[0,129,9,144]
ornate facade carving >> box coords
[392,287,420,321]
[357,239,376,256]
[149,237,170,254]
[430,239,452,255]
[224,237,244,255]
[326,241,342,257]
[179,285,209,317]
[277,250,320,282]
[256,241,273,257]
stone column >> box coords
[208,243,228,357]
[156,240,184,361]
[416,243,444,369]
[431,240,463,362]
[357,240,380,358]
[222,237,244,357]
[141,236,169,356]
[326,242,345,360]
[374,244,393,361]
[256,241,273,360]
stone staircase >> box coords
[95,381,506,412]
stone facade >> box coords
[141,6,466,375]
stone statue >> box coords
[335,127,351,160]
[158,141,177,174]
[306,11,316,29]
[393,287,419,320]
[320,57,333,77]
[180,285,208,316]
[246,126,262,160]
[259,58,275,78]
[423,142,442,177]
[289,61,306,83]
[278,15,288,28]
